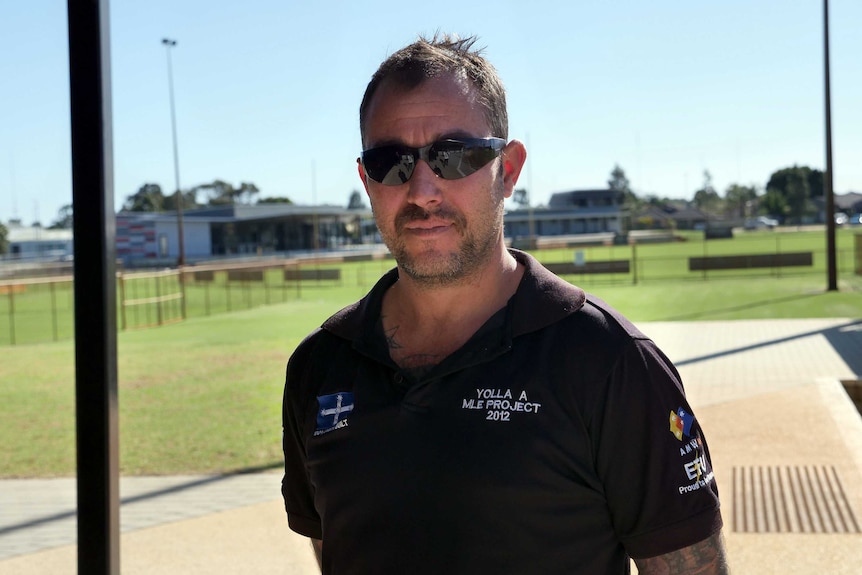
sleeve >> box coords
[281,335,324,539]
[592,338,723,559]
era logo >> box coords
[684,456,708,480]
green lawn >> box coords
[0,298,345,478]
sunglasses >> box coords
[359,137,506,186]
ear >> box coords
[357,158,371,196]
[500,140,527,199]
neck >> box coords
[380,246,523,370]
[392,246,520,320]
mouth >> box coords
[395,205,463,237]
[402,221,453,236]
[404,218,451,230]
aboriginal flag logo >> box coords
[669,407,695,441]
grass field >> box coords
[1,228,861,477]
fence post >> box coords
[118,273,126,330]
[204,280,211,316]
[154,273,163,326]
[776,235,782,279]
[631,242,638,285]
[8,285,15,346]
[51,281,59,342]
[179,269,187,320]
[856,234,862,276]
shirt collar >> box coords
[321,249,586,350]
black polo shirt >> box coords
[282,249,722,574]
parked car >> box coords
[744,216,779,230]
[835,212,849,226]
[849,213,862,226]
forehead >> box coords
[363,74,489,146]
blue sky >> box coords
[1,1,860,226]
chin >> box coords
[397,247,484,286]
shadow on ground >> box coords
[0,461,283,538]
[658,293,819,322]
[672,319,862,374]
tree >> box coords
[760,187,788,220]
[693,170,721,215]
[48,204,74,229]
[124,183,165,212]
[807,168,824,199]
[723,184,758,219]
[236,182,260,205]
[765,166,816,224]
[0,221,8,255]
[258,196,294,204]
[347,189,367,209]
[608,164,639,212]
[163,189,199,211]
[511,188,530,208]
[193,179,259,206]
[607,164,631,194]
[194,179,234,206]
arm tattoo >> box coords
[634,531,730,575]
[311,538,323,570]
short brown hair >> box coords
[359,33,508,146]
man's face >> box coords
[359,74,513,286]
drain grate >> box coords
[732,466,861,533]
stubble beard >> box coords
[376,195,505,287]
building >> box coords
[504,189,624,239]
[116,203,374,267]
[631,204,710,231]
[835,192,862,214]
[3,221,74,261]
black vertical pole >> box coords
[824,0,838,291]
[67,0,120,573]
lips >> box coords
[395,205,463,234]
[403,220,452,231]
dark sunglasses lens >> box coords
[429,140,502,180]
[363,138,504,185]
[363,146,415,185]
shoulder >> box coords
[509,249,648,345]
[508,249,586,337]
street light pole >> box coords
[823,0,837,291]
[162,38,185,267]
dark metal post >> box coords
[824,0,838,290]
[67,0,120,573]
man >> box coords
[282,34,728,574]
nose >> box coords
[406,159,443,207]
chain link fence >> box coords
[1,232,859,346]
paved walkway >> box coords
[1,318,861,574]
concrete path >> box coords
[1,318,861,574]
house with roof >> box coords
[504,189,624,239]
[631,203,709,231]
[835,192,862,214]
[3,221,74,260]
